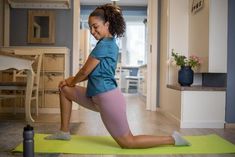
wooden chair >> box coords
[0,52,42,116]
[115,63,122,88]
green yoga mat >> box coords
[13,134,235,155]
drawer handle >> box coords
[46,73,57,80]
[46,74,51,80]
[45,73,63,82]
[45,54,63,59]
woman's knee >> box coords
[60,86,69,95]
[115,134,135,149]
[60,86,75,100]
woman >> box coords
[45,3,190,149]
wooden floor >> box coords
[0,93,235,157]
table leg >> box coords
[25,69,35,123]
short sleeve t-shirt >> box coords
[86,37,119,97]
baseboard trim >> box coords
[0,107,78,114]
[181,121,225,128]
[225,123,235,128]
[157,109,180,127]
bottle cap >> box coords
[24,124,33,131]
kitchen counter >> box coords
[166,84,226,128]
[167,84,226,91]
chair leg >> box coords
[35,90,39,116]
[126,80,129,93]
[35,96,38,116]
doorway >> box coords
[73,0,159,111]
[79,4,148,95]
[118,21,147,94]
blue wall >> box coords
[10,8,73,47]
[10,5,73,74]
[226,0,235,123]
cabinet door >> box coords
[41,49,69,110]
[44,72,64,90]
[43,54,65,72]
[44,90,60,108]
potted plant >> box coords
[171,49,201,86]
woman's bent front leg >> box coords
[44,86,74,140]
[59,86,73,132]
[45,85,98,140]
[59,85,100,132]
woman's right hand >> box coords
[58,79,68,89]
[58,76,75,89]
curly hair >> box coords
[89,3,126,38]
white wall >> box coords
[168,0,189,84]
[168,0,189,54]
[208,0,227,73]
[188,0,228,73]
[188,0,209,72]
[159,0,188,121]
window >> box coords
[86,22,146,67]
[122,22,146,66]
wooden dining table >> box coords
[0,51,35,123]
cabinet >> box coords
[167,85,226,128]
[40,49,69,111]
[0,47,69,113]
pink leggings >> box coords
[61,86,131,137]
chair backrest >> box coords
[115,63,122,86]
[13,50,42,87]
[128,68,139,76]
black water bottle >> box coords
[23,124,34,157]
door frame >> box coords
[73,0,159,111]
[146,0,158,111]
[2,0,10,47]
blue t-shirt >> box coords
[86,37,118,97]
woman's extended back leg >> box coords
[92,88,176,148]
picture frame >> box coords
[28,10,55,44]
[191,0,204,14]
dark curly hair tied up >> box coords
[89,3,126,38]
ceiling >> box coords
[80,0,148,6]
